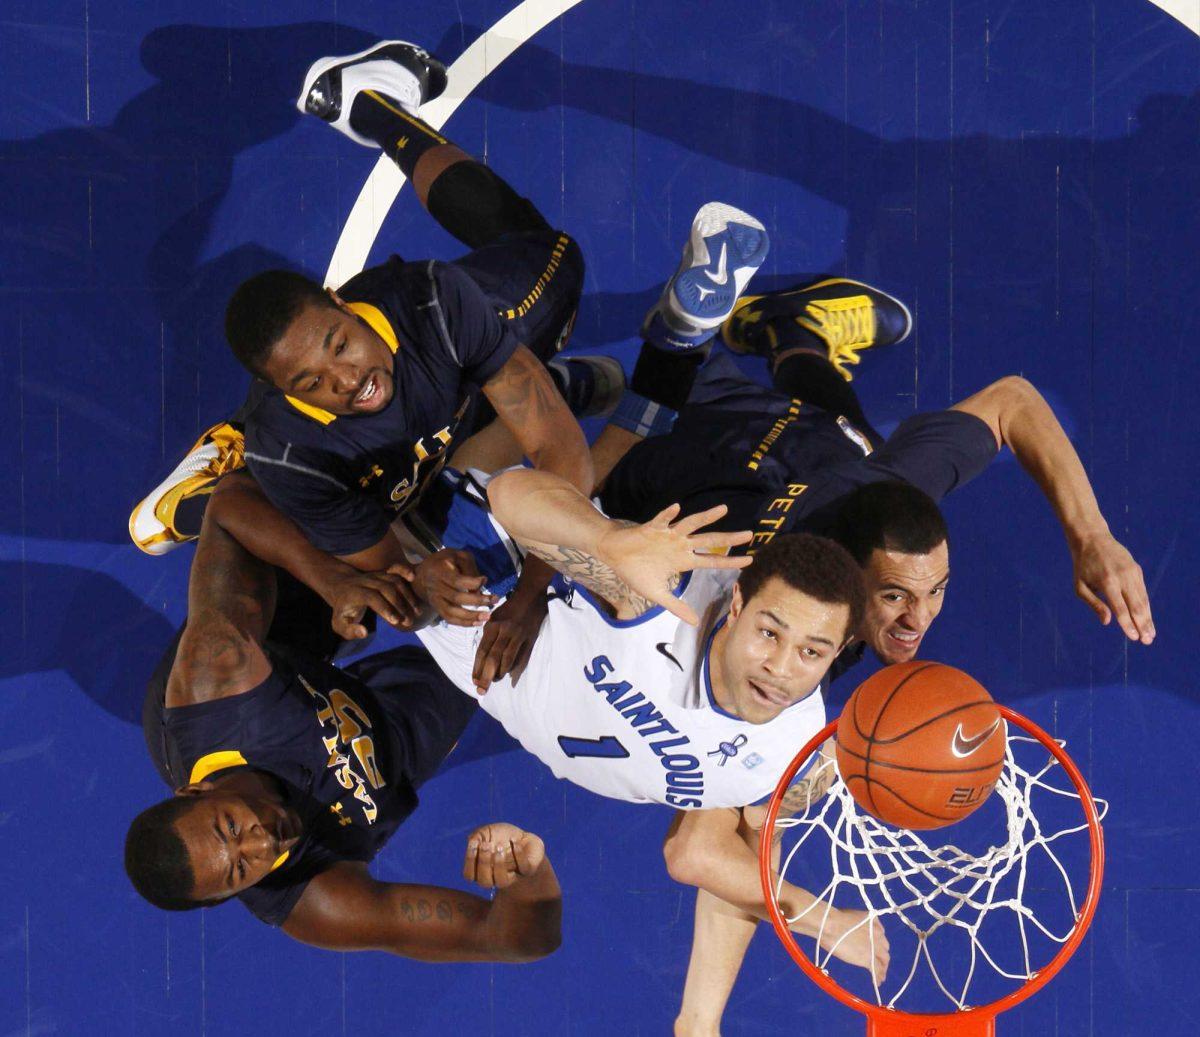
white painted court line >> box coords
[1149,0,1199,37]
[325,0,588,288]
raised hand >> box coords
[1071,530,1155,644]
[462,823,547,890]
[594,503,753,624]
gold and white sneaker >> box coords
[129,422,244,555]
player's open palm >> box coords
[595,504,753,624]
[818,908,890,983]
[463,823,546,890]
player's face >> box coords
[859,541,950,664]
[716,577,851,725]
[171,789,302,903]
[261,297,396,416]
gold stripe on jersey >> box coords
[284,396,338,425]
[503,234,571,320]
[189,749,248,785]
[346,301,399,354]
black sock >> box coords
[630,343,708,411]
[771,347,882,445]
[172,491,211,539]
[348,91,447,179]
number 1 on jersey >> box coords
[557,734,630,759]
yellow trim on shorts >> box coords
[502,234,571,321]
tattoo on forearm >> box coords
[778,758,837,817]
[526,542,672,618]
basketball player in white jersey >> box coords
[194,437,889,979]
[414,466,888,977]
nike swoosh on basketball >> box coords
[705,242,729,285]
[656,642,683,670]
[951,718,1002,758]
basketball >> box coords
[835,661,1006,830]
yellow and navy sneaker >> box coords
[297,40,448,147]
[641,202,770,352]
[128,422,245,555]
[722,278,913,380]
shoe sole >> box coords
[722,277,913,354]
[670,202,769,330]
[297,40,448,143]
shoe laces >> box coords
[799,295,876,381]
[205,426,245,477]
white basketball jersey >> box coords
[417,569,826,809]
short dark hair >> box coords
[124,798,213,912]
[737,533,865,641]
[830,481,949,566]
[224,269,332,376]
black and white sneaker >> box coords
[548,355,626,419]
[297,40,448,147]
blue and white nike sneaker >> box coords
[641,202,769,352]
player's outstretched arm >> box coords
[487,467,753,624]
[208,472,421,638]
[952,376,1154,644]
[282,824,561,963]
[474,347,596,689]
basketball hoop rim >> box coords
[758,704,1106,1030]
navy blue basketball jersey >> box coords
[153,645,426,926]
[244,257,520,555]
[603,399,998,555]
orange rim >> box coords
[758,704,1105,1031]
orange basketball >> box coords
[835,661,1006,830]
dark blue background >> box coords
[0,1,1195,1033]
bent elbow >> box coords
[486,469,523,526]
[992,374,1037,402]
[500,924,562,964]
[521,927,563,962]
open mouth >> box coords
[352,373,384,410]
[885,628,922,654]
[749,679,790,708]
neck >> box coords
[707,620,741,719]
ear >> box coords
[174,781,214,797]
[326,287,349,311]
[728,582,745,622]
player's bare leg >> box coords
[676,889,759,1037]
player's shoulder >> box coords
[888,407,994,442]
[337,254,420,307]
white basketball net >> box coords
[772,733,1107,1013]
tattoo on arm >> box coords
[397,896,463,926]
[778,757,837,818]
[524,535,679,619]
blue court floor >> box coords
[1,1,1197,1033]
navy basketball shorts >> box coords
[453,228,585,363]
